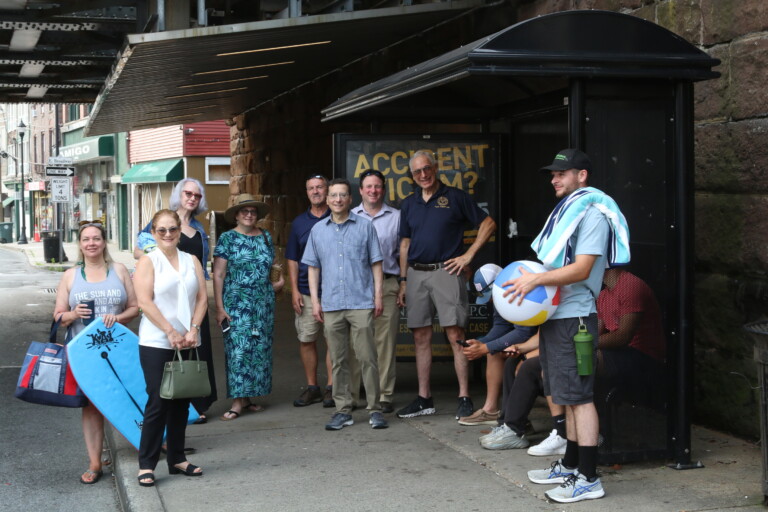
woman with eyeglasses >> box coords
[213,194,284,420]
[53,221,140,484]
[133,209,208,487]
[134,178,217,423]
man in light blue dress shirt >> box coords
[303,178,387,431]
[349,169,401,414]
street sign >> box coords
[50,178,72,203]
[45,166,75,177]
[48,156,74,166]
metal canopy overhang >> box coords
[84,1,484,136]
[322,10,721,121]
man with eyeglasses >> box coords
[286,175,334,408]
[302,178,387,431]
[348,169,400,414]
[397,150,497,421]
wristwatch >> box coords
[398,276,407,283]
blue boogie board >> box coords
[66,318,199,450]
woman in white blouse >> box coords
[133,209,208,487]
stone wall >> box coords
[517,0,768,438]
[230,0,768,437]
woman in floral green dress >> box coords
[213,194,285,420]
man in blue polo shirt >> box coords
[286,175,334,408]
[396,150,497,420]
[303,178,387,431]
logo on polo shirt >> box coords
[436,196,449,208]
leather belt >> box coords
[384,273,398,279]
[410,262,445,272]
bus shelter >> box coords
[323,10,719,466]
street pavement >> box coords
[2,239,766,511]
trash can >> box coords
[41,231,65,263]
[0,222,13,243]
[744,320,768,506]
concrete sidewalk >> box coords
[4,239,766,511]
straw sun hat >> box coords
[224,194,270,224]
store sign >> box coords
[26,181,47,191]
[59,136,114,163]
[50,178,72,203]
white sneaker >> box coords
[527,429,567,457]
[545,472,605,503]
[528,459,575,485]
[478,424,504,444]
[480,424,529,450]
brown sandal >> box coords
[220,410,240,421]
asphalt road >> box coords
[0,248,121,512]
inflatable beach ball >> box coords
[492,260,560,326]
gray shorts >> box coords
[295,294,324,343]
[539,314,598,406]
[405,267,468,329]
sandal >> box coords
[137,472,155,487]
[192,414,207,425]
[244,403,265,413]
[80,469,103,485]
[220,410,240,421]
[169,463,203,476]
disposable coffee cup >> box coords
[80,299,95,326]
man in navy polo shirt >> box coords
[396,150,497,420]
[286,175,334,408]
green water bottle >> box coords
[574,322,594,376]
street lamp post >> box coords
[17,120,27,244]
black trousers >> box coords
[138,345,191,470]
[500,355,544,435]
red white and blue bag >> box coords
[14,318,87,408]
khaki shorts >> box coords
[405,267,468,329]
[295,294,324,343]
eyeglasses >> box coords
[239,208,258,217]
[183,190,203,200]
[79,220,103,227]
[328,192,349,199]
[155,226,180,236]
[411,164,433,176]
[307,174,327,181]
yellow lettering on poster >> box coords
[391,151,409,174]
[354,155,372,176]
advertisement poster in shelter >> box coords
[334,134,501,358]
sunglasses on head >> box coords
[183,190,203,200]
[155,226,180,236]
[359,169,384,182]
[79,220,103,227]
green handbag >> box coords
[159,349,211,400]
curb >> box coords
[106,425,165,512]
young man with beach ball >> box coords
[502,149,630,503]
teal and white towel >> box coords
[531,187,630,269]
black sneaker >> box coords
[293,386,323,407]
[456,396,474,420]
[380,402,394,414]
[396,396,436,418]
[323,386,335,408]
